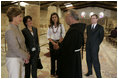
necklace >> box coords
[52,26,59,34]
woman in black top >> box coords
[22,16,40,78]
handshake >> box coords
[53,42,60,50]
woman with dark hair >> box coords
[47,12,65,77]
[22,15,40,78]
[5,7,29,78]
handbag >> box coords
[37,58,43,69]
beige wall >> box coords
[1,13,24,31]
[25,5,40,29]
[1,13,8,32]
[40,10,47,27]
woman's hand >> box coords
[24,59,29,64]
[24,53,30,64]
[59,37,63,43]
[48,38,59,50]
[53,43,59,50]
[52,42,56,46]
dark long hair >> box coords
[49,12,60,28]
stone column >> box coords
[57,5,62,18]
[25,4,40,37]
[47,6,57,27]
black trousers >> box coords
[49,41,59,75]
[25,51,38,78]
[86,44,101,78]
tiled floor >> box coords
[1,34,117,78]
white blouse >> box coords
[47,24,65,40]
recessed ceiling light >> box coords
[89,12,95,17]
[64,3,73,8]
[14,2,29,7]
[20,2,29,7]
[11,1,17,3]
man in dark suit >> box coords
[85,14,104,78]
[22,16,40,78]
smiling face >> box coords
[26,18,33,27]
[13,14,22,25]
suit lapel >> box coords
[88,25,92,32]
[26,28,34,38]
[91,24,99,32]
[32,27,36,37]
[93,24,99,32]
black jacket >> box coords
[22,27,40,58]
[58,23,86,78]
[86,24,104,48]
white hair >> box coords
[68,9,79,20]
